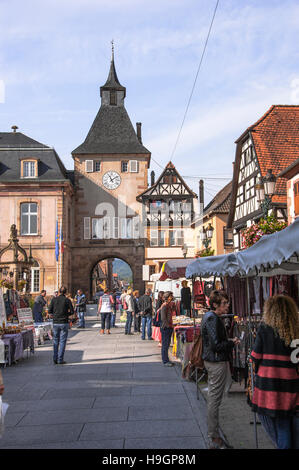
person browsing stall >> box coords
[201,290,240,449]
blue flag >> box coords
[55,219,59,262]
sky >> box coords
[1,0,299,203]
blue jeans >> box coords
[101,312,111,330]
[111,311,116,327]
[78,311,85,328]
[53,323,69,363]
[141,315,152,339]
[125,311,133,334]
[258,413,294,449]
[161,327,173,363]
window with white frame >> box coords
[150,229,165,246]
[169,229,184,246]
[23,161,36,178]
[92,218,103,239]
[120,218,133,239]
[21,203,38,235]
[31,262,40,293]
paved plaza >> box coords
[0,306,273,450]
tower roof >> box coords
[72,49,150,156]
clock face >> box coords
[102,171,121,190]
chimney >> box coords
[199,179,204,207]
[151,170,155,186]
[136,122,142,143]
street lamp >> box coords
[255,169,277,218]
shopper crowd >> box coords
[14,282,299,450]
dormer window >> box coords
[21,159,38,178]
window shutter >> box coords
[113,217,119,239]
[129,160,139,173]
[85,160,94,173]
[84,217,91,239]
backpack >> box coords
[182,331,204,379]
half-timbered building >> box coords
[136,162,198,280]
[227,105,299,250]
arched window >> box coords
[31,260,40,293]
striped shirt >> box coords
[250,323,299,418]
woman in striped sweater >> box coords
[250,295,299,449]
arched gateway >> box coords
[71,246,145,299]
[70,49,150,299]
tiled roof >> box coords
[245,105,299,204]
[204,181,232,215]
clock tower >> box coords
[71,47,151,297]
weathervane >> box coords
[111,39,114,60]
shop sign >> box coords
[17,308,34,325]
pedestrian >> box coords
[139,289,153,340]
[124,288,135,335]
[133,290,141,333]
[48,286,74,365]
[181,280,191,316]
[250,294,299,449]
[120,289,127,313]
[111,289,118,328]
[160,291,175,366]
[153,291,164,346]
[0,369,4,395]
[32,290,47,323]
[75,289,87,329]
[98,288,114,334]
[201,290,240,449]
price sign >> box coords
[17,308,34,325]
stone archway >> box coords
[71,244,145,300]
[90,256,133,296]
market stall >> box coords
[186,218,299,389]
[150,259,207,371]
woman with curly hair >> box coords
[250,294,299,449]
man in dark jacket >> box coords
[201,290,239,449]
[32,290,47,323]
[138,289,153,340]
[48,286,74,364]
[75,289,87,328]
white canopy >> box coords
[186,218,299,279]
[237,217,299,274]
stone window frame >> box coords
[17,198,41,237]
[20,158,38,178]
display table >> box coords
[34,322,53,344]
[173,325,201,373]
[1,329,34,366]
